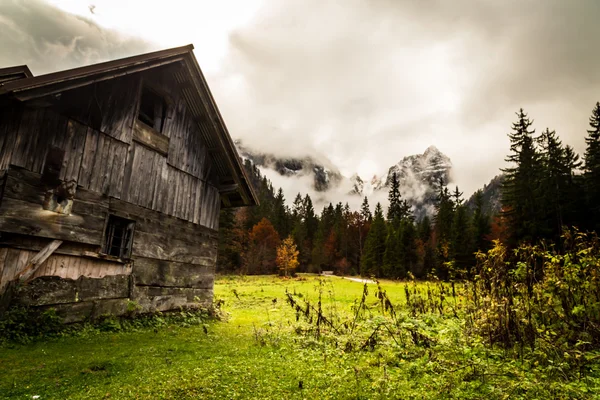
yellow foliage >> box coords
[276,236,300,276]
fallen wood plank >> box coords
[17,239,63,282]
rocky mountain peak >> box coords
[235,141,343,192]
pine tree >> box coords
[311,224,326,271]
[399,220,418,278]
[472,190,491,253]
[272,188,289,237]
[450,187,473,277]
[383,224,402,277]
[291,193,308,269]
[538,128,568,239]
[415,215,435,278]
[304,194,318,243]
[387,172,405,224]
[501,109,544,244]
[584,102,600,231]
[434,180,454,279]
[562,145,585,229]
[360,196,372,222]
[361,203,387,277]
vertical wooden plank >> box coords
[110,144,127,199]
[142,151,158,209]
[157,161,169,214]
[78,129,98,189]
[0,248,7,289]
[212,186,221,230]
[1,249,19,291]
[90,133,110,193]
[176,170,184,219]
[189,176,198,224]
[181,173,190,221]
[0,107,22,170]
[120,142,136,202]
[192,178,202,224]
[11,108,40,170]
[151,155,164,211]
[101,139,117,195]
[125,142,140,204]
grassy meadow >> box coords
[0,274,599,399]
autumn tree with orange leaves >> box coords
[276,236,300,277]
[245,218,280,275]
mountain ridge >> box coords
[236,143,510,220]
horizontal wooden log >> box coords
[40,298,131,323]
[218,183,238,194]
[15,274,130,306]
[0,166,108,245]
[133,120,169,156]
[0,197,105,245]
[132,230,217,264]
[133,257,214,288]
[109,197,218,239]
[134,285,213,312]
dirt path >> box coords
[344,277,376,284]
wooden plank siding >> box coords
[0,166,218,257]
[0,247,131,292]
[2,103,220,229]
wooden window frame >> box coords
[102,215,136,260]
[137,85,168,133]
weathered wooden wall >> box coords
[0,65,224,318]
[0,167,217,317]
[0,66,220,230]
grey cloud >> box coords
[2,0,600,201]
[0,0,154,75]
[215,0,600,196]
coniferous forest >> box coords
[218,103,600,279]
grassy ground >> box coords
[0,275,598,399]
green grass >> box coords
[0,275,598,399]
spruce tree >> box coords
[501,109,544,244]
[538,128,565,238]
[433,179,454,279]
[361,203,387,277]
[399,220,418,278]
[304,194,318,244]
[472,190,491,253]
[383,224,402,277]
[387,172,404,224]
[360,196,372,222]
[584,102,600,231]
[450,187,473,277]
[291,193,308,269]
[272,188,289,237]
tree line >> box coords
[218,102,600,278]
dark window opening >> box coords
[103,215,135,259]
[138,86,167,132]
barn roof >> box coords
[0,44,258,208]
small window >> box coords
[103,215,135,259]
[138,86,167,132]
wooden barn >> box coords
[0,45,257,321]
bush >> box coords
[0,306,64,343]
[466,229,600,358]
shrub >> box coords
[466,229,600,358]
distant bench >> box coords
[321,271,334,276]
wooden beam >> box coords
[221,194,231,208]
[218,183,238,194]
[133,120,170,156]
[16,240,63,282]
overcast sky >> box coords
[2,0,600,198]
